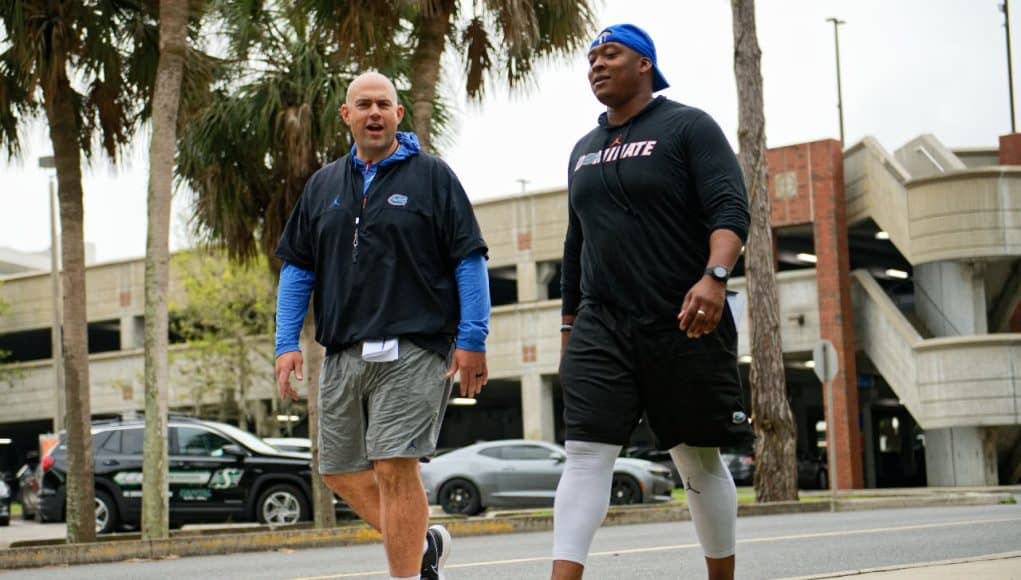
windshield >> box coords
[204,421,280,455]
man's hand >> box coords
[678,277,727,338]
[275,351,303,401]
[447,348,488,398]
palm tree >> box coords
[0,0,163,543]
[142,0,193,541]
[731,0,797,502]
[309,0,596,153]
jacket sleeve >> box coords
[685,112,750,243]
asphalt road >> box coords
[3,502,1021,579]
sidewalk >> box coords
[790,551,1021,579]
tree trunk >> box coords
[409,0,456,152]
[142,0,189,541]
[302,309,334,528]
[730,0,798,503]
[237,336,250,432]
[42,48,96,544]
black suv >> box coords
[39,417,323,534]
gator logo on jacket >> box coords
[574,140,658,171]
[387,193,409,207]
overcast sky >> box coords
[1,0,1012,264]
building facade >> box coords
[1,133,1019,488]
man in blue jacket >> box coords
[274,71,490,580]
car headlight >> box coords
[0,481,9,499]
[649,467,671,478]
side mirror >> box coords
[220,444,247,460]
[552,453,566,464]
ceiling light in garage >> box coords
[884,269,909,279]
[450,398,478,406]
[796,253,818,264]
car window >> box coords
[501,445,557,461]
[175,427,233,457]
[101,430,122,453]
[122,428,144,456]
[91,431,111,453]
[478,447,503,459]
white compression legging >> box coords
[552,441,737,565]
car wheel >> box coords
[438,478,482,516]
[95,490,119,534]
[817,469,828,490]
[609,474,642,505]
[257,484,309,525]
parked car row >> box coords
[18,416,832,534]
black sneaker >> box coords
[421,524,451,580]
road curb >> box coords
[0,492,1012,571]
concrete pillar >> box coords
[517,261,538,303]
[914,261,997,486]
[119,315,143,350]
[521,373,555,442]
[914,261,987,336]
[923,426,998,486]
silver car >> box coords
[421,439,674,515]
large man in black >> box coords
[552,24,751,580]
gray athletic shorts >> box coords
[318,338,453,474]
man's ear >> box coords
[395,104,405,124]
[638,56,653,74]
[340,103,351,126]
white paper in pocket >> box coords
[362,338,399,362]
[726,290,746,328]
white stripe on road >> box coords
[292,516,1021,579]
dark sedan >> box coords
[39,417,323,533]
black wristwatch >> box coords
[704,265,730,284]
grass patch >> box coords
[1000,496,1018,505]
[671,487,831,504]
[673,486,759,504]
[11,502,21,517]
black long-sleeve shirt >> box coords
[561,96,750,326]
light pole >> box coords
[1003,1,1017,133]
[826,17,847,144]
[38,155,64,433]
[515,178,530,195]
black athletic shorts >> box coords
[559,300,753,449]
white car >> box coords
[421,439,675,515]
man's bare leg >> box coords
[374,457,430,578]
[706,555,735,580]
[551,559,585,580]
[322,470,382,531]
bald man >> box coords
[274,72,491,580]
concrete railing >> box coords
[845,137,1021,265]
[906,169,1021,264]
[0,340,278,425]
[851,270,1021,429]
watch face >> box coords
[712,266,728,279]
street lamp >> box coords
[37,155,65,433]
[826,17,847,144]
[1003,1,1017,133]
[515,178,530,195]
